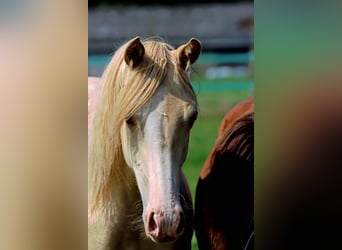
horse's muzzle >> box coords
[146,208,185,243]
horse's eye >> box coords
[189,111,198,127]
[126,116,136,127]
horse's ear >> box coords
[176,38,202,70]
[124,36,145,68]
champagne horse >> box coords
[88,37,201,250]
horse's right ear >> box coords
[176,38,202,71]
[124,36,145,68]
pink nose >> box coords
[146,209,185,243]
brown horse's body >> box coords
[194,97,254,250]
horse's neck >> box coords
[102,168,144,249]
[89,166,141,228]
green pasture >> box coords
[182,89,253,249]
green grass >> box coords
[182,90,253,249]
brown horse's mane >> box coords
[212,111,254,165]
[88,37,197,219]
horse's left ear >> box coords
[176,38,202,70]
[124,36,145,68]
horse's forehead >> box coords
[151,82,195,112]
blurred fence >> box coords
[89,3,253,54]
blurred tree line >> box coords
[89,0,252,8]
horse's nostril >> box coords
[146,210,185,242]
[176,212,185,234]
[148,212,157,232]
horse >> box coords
[194,97,254,250]
[88,36,202,250]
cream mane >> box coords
[88,38,197,218]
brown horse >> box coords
[194,97,254,250]
[88,37,201,250]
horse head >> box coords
[118,37,201,243]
